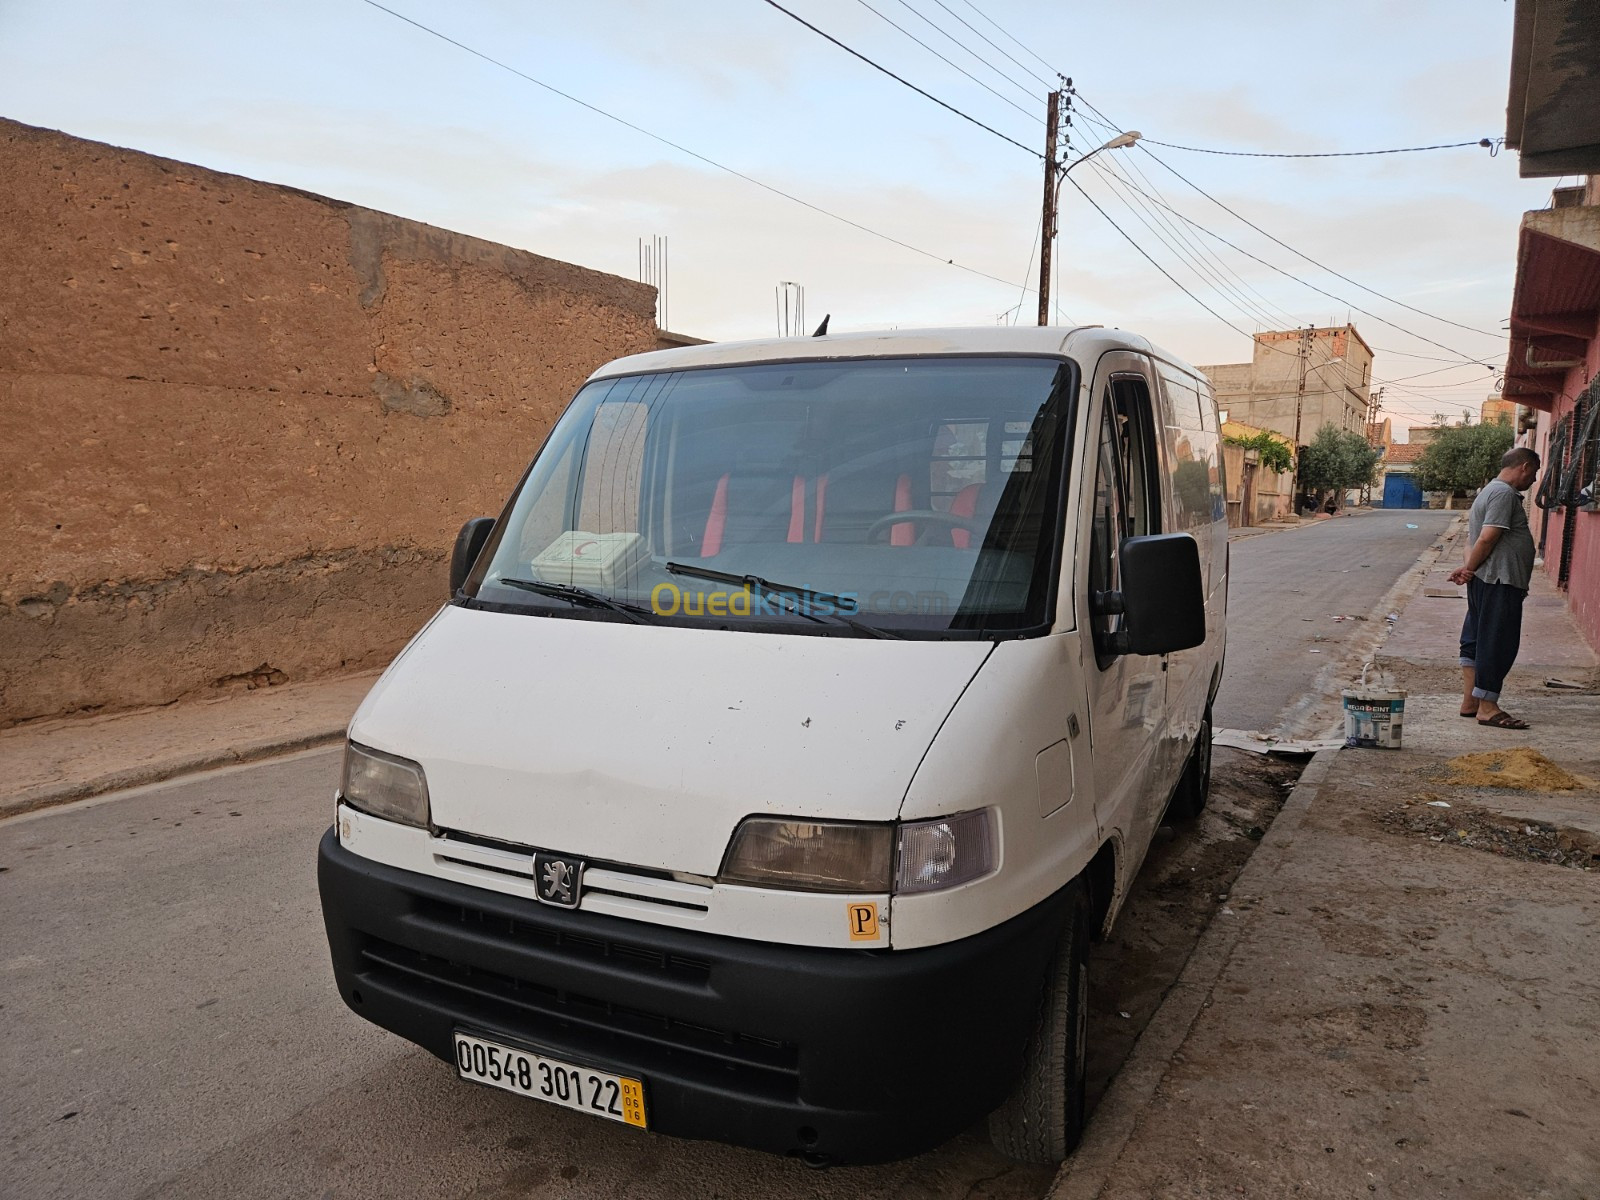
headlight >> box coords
[341,741,431,829]
[719,810,995,894]
[720,819,893,892]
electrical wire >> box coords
[1006,210,1044,325]
[1074,104,1308,331]
[1063,174,1260,342]
[1084,160,1284,332]
[954,0,1061,86]
[1073,152,1500,366]
[758,0,1040,157]
[924,0,1059,91]
[886,0,1044,106]
[1140,138,1492,158]
[852,0,1038,120]
[356,0,1044,298]
[917,13,1505,354]
[1073,93,1505,346]
[1087,157,1298,331]
[1096,142,1302,328]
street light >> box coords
[1062,131,1143,187]
[1039,131,1141,325]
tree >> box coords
[1223,428,1295,474]
[1413,418,1515,497]
[1298,423,1379,503]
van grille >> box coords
[415,895,713,982]
[357,933,800,1097]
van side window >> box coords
[1110,377,1160,538]
[1157,366,1223,530]
[1088,378,1160,667]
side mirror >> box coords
[1112,533,1207,656]
[450,517,496,596]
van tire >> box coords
[988,881,1091,1163]
[1166,705,1213,821]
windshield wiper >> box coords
[663,561,902,639]
[492,578,653,624]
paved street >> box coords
[1,512,1450,1200]
[1214,510,1456,734]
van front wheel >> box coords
[988,882,1090,1163]
[1166,705,1213,821]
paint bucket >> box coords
[1343,665,1406,749]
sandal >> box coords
[1477,711,1531,729]
[1458,708,1479,718]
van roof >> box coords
[588,325,1198,381]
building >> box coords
[1375,442,1427,509]
[1481,395,1517,427]
[1198,325,1374,451]
[1500,0,1600,655]
[1219,419,1295,526]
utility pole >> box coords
[1037,89,1061,327]
[1292,325,1314,449]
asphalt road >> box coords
[1,749,1056,1200]
[1213,509,1456,734]
[0,509,1454,1199]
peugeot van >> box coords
[318,325,1227,1166]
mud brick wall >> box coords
[0,119,662,725]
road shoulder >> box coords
[1050,513,1600,1199]
[0,671,377,818]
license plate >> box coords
[454,1032,646,1128]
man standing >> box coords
[1448,447,1541,728]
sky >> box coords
[0,0,1566,434]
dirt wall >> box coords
[0,118,662,725]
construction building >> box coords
[1198,325,1375,451]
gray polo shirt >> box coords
[1467,478,1535,590]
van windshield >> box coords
[466,356,1076,637]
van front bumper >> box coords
[318,829,1071,1165]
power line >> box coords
[1085,160,1285,332]
[886,0,1043,106]
[937,14,1506,355]
[1075,95,1505,355]
[1141,138,1492,158]
[357,0,1042,297]
[954,0,1061,86]
[1072,94,1504,345]
[1072,149,1498,366]
[1064,175,1260,343]
[1089,155,1299,330]
[1370,345,1502,364]
[758,0,1040,157]
[927,0,1059,91]
[852,0,1037,120]
[1375,363,1497,386]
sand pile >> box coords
[1445,747,1593,792]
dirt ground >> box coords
[1081,741,1600,1200]
[1085,748,1303,1109]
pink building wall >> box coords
[1530,319,1600,655]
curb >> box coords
[0,727,346,821]
[1047,746,1341,1200]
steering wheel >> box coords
[865,509,982,544]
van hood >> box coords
[348,605,993,876]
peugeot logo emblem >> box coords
[533,852,585,909]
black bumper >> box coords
[318,829,1069,1164]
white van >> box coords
[319,326,1227,1166]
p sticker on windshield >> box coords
[848,903,880,941]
